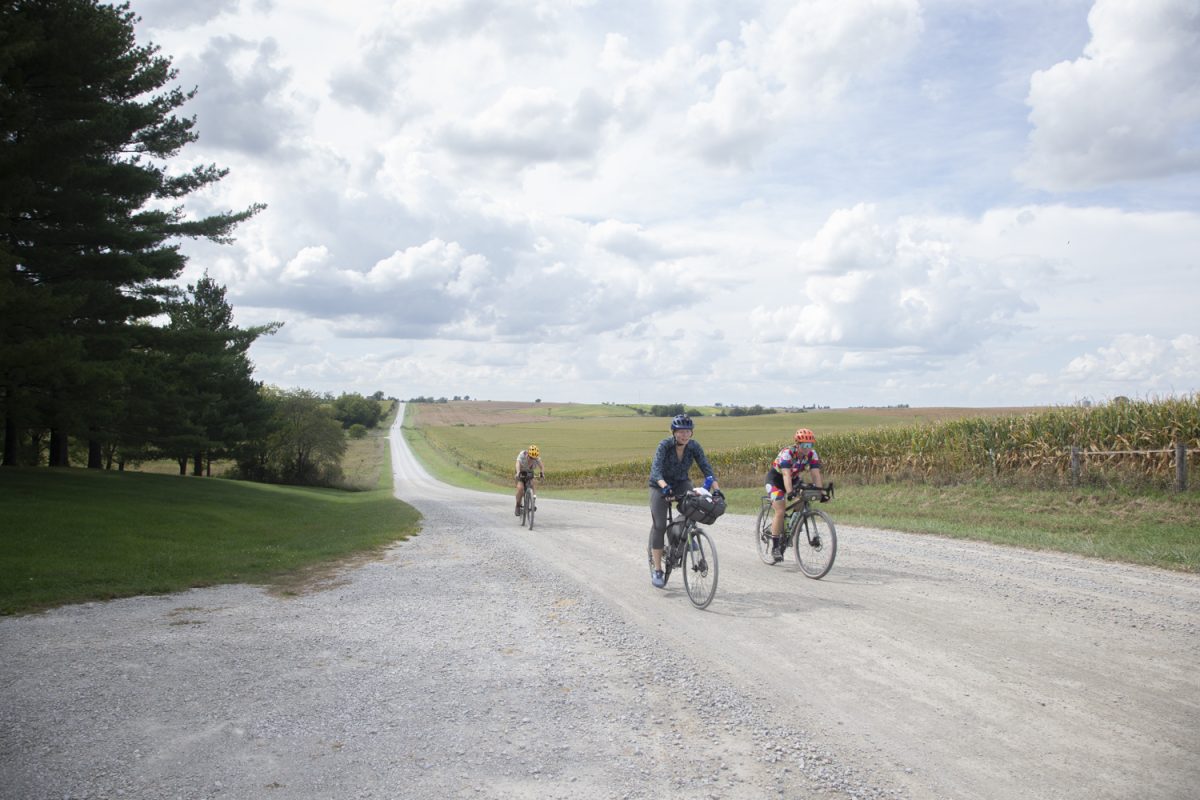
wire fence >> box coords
[1068,443,1193,491]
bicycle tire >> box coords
[682,527,718,609]
[525,486,535,530]
[754,498,777,565]
[792,509,837,579]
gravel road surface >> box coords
[2,407,1198,799]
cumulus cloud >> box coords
[681,0,923,165]
[742,0,924,106]
[134,0,241,30]
[228,212,703,344]
[1064,334,1200,386]
[182,36,303,157]
[1019,0,1200,190]
[441,87,612,167]
[753,204,1034,354]
[145,1,1198,404]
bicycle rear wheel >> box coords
[525,486,535,530]
[792,509,836,579]
[754,498,776,565]
[682,528,718,609]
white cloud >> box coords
[134,0,241,30]
[441,87,612,167]
[755,204,1034,353]
[744,0,924,107]
[680,0,924,166]
[1064,334,1200,386]
[1019,0,1200,190]
[128,0,1199,406]
[181,36,303,157]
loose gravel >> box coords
[1,488,903,800]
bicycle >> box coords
[646,489,723,609]
[755,482,837,578]
[517,470,539,530]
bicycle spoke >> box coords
[792,510,837,579]
[755,500,776,565]
[682,529,718,609]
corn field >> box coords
[416,395,1200,492]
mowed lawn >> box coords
[0,466,420,615]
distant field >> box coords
[407,400,1034,471]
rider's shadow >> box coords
[700,560,936,618]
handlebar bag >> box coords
[678,490,726,525]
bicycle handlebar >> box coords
[788,482,834,501]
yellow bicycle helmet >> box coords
[528,444,539,458]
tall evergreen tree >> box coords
[0,0,263,466]
[163,273,280,475]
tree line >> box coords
[0,0,379,487]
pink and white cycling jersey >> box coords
[770,445,821,481]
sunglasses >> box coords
[797,442,813,449]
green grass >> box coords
[0,465,420,616]
[829,482,1200,571]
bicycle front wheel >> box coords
[682,527,718,609]
[754,499,776,565]
[792,509,836,579]
[525,487,535,530]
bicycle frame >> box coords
[650,494,719,609]
[784,490,825,546]
[517,471,537,529]
[756,482,837,578]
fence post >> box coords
[1177,442,1188,492]
[1070,446,1081,487]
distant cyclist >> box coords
[765,428,825,562]
[514,444,544,516]
[648,414,718,588]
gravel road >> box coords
[3,407,1198,799]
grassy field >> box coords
[407,400,1023,472]
[0,402,417,615]
[404,401,1200,573]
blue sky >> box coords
[134,0,1199,408]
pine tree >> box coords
[0,0,263,466]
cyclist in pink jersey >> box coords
[764,428,825,562]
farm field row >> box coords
[406,400,1030,470]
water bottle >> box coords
[703,475,714,491]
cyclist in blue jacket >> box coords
[648,414,719,588]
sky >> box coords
[131,0,1200,409]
